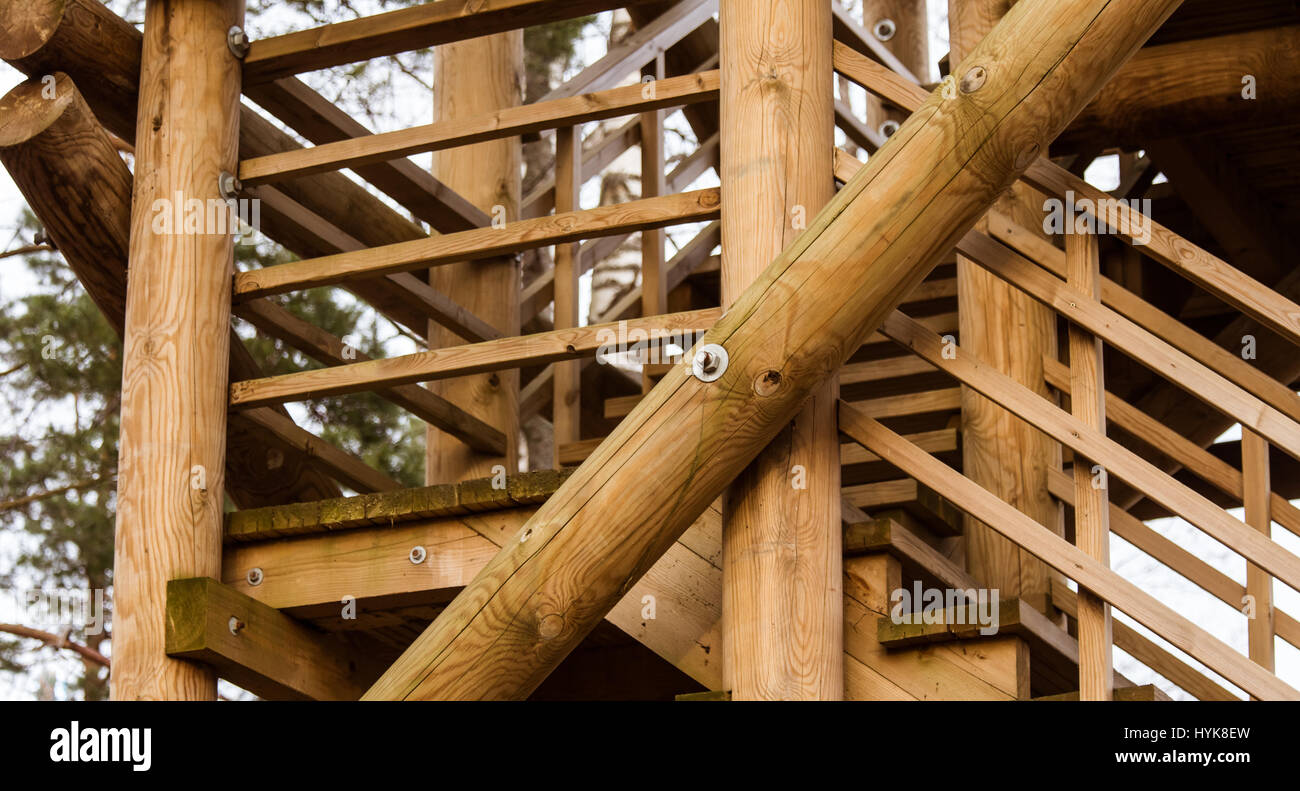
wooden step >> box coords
[841,478,963,536]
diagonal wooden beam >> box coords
[359,0,1188,700]
[239,71,720,186]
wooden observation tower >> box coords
[2,0,1299,701]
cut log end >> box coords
[0,0,68,61]
[0,72,77,147]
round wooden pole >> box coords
[111,0,243,700]
[719,0,841,700]
[426,32,522,484]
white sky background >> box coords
[1,0,1296,699]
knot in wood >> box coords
[959,66,987,94]
[537,613,565,640]
[752,368,783,397]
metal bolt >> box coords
[227,26,250,59]
[228,617,245,636]
[409,545,427,565]
[691,343,729,383]
[218,171,241,200]
[878,120,900,138]
[246,567,263,586]
[872,18,896,42]
[959,66,987,94]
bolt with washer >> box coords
[409,545,427,565]
[246,567,263,586]
[873,18,896,41]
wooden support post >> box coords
[950,0,1062,617]
[1244,429,1275,673]
[719,0,841,700]
[553,125,581,466]
[427,32,522,484]
[362,0,1185,700]
[1066,230,1113,700]
[111,0,242,700]
[641,55,667,392]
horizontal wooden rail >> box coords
[233,188,721,300]
[879,309,1300,594]
[956,230,1300,463]
[233,298,507,454]
[243,0,642,83]
[838,400,1296,700]
[230,308,719,409]
[1041,355,1300,540]
[239,71,719,185]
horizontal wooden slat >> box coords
[838,401,1294,700]
[243,0,642,83]
[230,308,719,409]
[233,189,721,300]
[240,71,719,185]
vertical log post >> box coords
[720,0,842,700]
[1244,429,1275,674]
[1067,230,1113,700]
[111,0,243,700]
[640,55,667,392]
[950,0,1063,616]
[427,32,522,483]
[552,125,581,466]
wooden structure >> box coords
[2,0,1300,700]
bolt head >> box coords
[959,66,987,94]
[227,26,250,59]
[872,18,896,41]
[690,343,729,383]
[246,567,263,586]
[409,545,427,565]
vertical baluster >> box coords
[1244,428,1275,676]
[553,124,581,467]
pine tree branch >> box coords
[0,476,115,513]
[0,623,110,668]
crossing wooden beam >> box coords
[357,0,1188,700]
[239,71,719,186]
[242,0,650,84]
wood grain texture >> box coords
[839,403,1295,700]
[111,0,242,701]
[359,0,1186,700]
[1243,429,1275,673]
[719,0,841,700]
[552,125,581,464]
[425,30,522,485]
[1066,230,1113,701]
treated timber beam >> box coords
[1055,26,1300,151]
[878,308,1300,594]
[230,309,720,409]
[244,77,487,234]
[1045,467,1300,653]
[242,0,649,84]
[165,578,379,700]
[233,300,506,455]
[0,72,342,508]
[956,231,1300,463]
[838,403,1296,700]
[111,0,242,701]
[360,0,1189,700]
[238,71,720,186]
[232,189,722,300]
[240,408,401,495]
[721,0,840,700]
